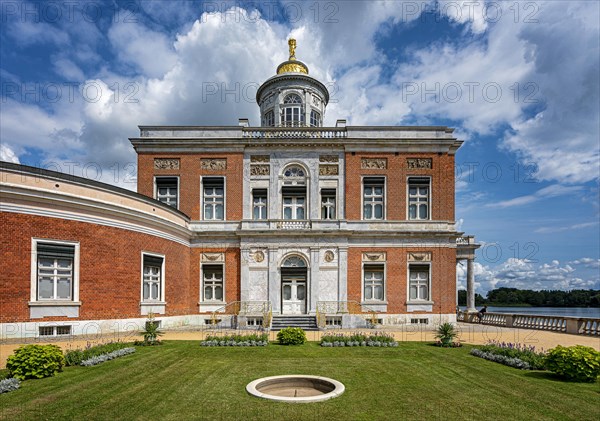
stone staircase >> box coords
[271,315,319,331]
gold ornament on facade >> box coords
[253,251,265,263]
[250,165,270,176]
[319,155,339,163]
[251,155,270,163]
[288,38,296,59]
[407,158,432,169]
[154,158,180,170]
[276,38,309,75]
[361,158,387,169]
[201,159,227,170]
[324,250,335,262]
[319,165,339,176]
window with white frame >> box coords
[252,189,268,220]
[36,243,75,300]
[282,188,305,219]
[321,189,336,220]
[310,110,321,127]
[155,177,178,209]
[203,177,224,220]
[263,110,275,127]
[363,177,385,220]
[409,264,430,301]
[282,94,303,127]
[203,265,224,302]
[363,264,385,302]
[142,254,163,302]
[408,177,430,220]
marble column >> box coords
[466,257,477,313]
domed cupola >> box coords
[256,39,329,127]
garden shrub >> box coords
[201,333,269,346]
[320,332,398,347]
[0,378,21,394]
[80,348,136,366]
[277,327,306,345]
[545,345,600,382]
[476,341,546,370]
[6,345,64,380]
[64,342,130,366]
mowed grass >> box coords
[1,341,598,421]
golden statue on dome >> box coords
[276,38,308,75]
[288,38,297,60]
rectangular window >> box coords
[155,177,178,209]
[363,264,385,302]
[310,110,321,127]
[321,189,336,220]
[263,110,274,127]
[283,107,302,126]
[282,186,306,220]
[363,177,385,220]
[409,264,430,301]
[37,243,75,300]
[39,326,71,337]
[203,177,224,220]
[203,265,224,302]
[252,189,268,220]
[143,254,163,302]
[408,177,430,220]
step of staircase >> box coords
[271,316,319,331]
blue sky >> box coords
[1,0,598,295]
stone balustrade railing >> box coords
[458,311,599,336]
[243,128,347,139]
[274,220,312,230]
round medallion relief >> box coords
[324,250,335,262]
[253,251,265,263]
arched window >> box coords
[283,166,305,178]
[282,255,307,268]
[282,94,303,127]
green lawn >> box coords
[1,341,598,420]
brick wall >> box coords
[138,153,244,220]
[0,212,191,323]
[345,153,455,221]
[347,247,457,314]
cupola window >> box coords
[282,94,303,127]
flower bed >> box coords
[470,349,531,370]
[472,341,546,370]
[201,333,269,347]
[320,332,398,347]
[80,348,136,366]
[0,378,21,394]
[65,342,132,366]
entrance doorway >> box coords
[282,275,306,314]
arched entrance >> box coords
[281,255,308,315]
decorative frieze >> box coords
[201,158,227,171]
[407,158,432,169]
[362,252,386,262]
[250,165,270,176]
[251,155,270,163]
[319,155,339,163]
[201,252,224,263]
[361,158,387,169]
[319,164,338,176]
[408,252,432,262]
[154,158,180,170]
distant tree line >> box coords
[458,288,600,307]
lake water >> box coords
[460,306,600,318]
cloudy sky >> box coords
[1,0,598,295]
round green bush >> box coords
[7,344,65,380]
[544,345,600,382]
[276,327,307,345]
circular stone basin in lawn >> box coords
[246,375,345,403]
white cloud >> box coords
[0,144,20,163]
[458,257,600,294]
[485,184,584,208]
[535,221,599,234]
[568,258,600,269]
